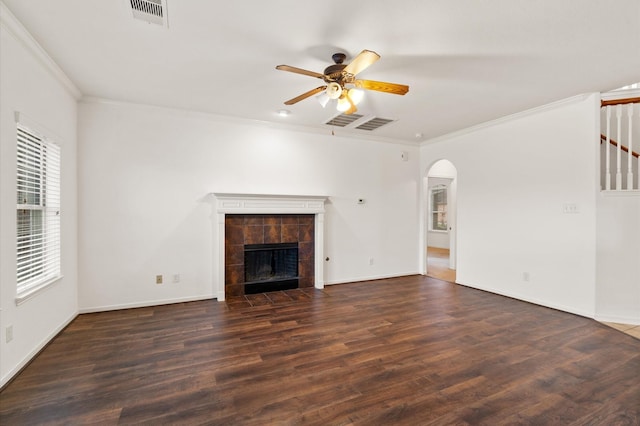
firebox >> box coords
[243,242,299,294]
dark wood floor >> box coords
[1,276,639,425]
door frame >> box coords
[422,159,457,276]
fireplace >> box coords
[244,242,299,294]
[213,193,327,301]
[223,214,316,297]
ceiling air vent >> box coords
[130,0,168,27]
[325,114,364,127]
[355,117,395,131]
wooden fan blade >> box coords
[355,79,409,95]
[276,65,325,79]
[284,86,327,105]
[343,50,380,76]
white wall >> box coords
[428,159,457,177]
[0,10,79,387]
[77,101,420,311]
[596,193,640,324]
[420,94,600,317]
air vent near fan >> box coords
[130,0,168,27]
[325,114,364,127]
[355,117,394,131]
[325,114,395,131]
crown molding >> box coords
[420,93,595,147]
[1,2,81,100]
[80,95,419,147]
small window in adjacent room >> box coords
[430,184,448,231]
[16,123,61,303]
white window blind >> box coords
[16,124,61,297]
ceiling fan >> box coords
[276,50,409,115]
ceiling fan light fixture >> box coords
[348,88,364,105]
[336,96,351,112]
[326,82,343,100]
[316,92,331,108]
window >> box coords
[430,184,448,231]
[16,123,61,301]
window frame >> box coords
[16,122,62,304]
[429,184,448,232]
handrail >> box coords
[600,134,640,158]
[601,97,640,107]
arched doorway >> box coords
[423,159,457,281]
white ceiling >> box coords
[3,0,640,143]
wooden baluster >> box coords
[627,103,634,190]
[616,104,622,190]
[605,106,611,190]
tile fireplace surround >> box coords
[212,193,327,301]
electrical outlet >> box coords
[172,274,180,284]
[156,275,163,284]
[523,272,530,282]
[6,325,13,343]
[369,257,374,266]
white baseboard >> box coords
[79,294,216,314]
[324,271,420,286]
[1,311,77,389]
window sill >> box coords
[15,275,63,306]
[429,229,449,234]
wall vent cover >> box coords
[130,0,168,27]
[355,117,395,131]
[325,114,363,127]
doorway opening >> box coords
[424,159,457,282]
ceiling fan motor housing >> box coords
[323,64,346,79]
[324,52,348,80]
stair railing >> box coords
[600,96,640,191]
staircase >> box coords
[596,89,640,326]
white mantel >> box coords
[212,193,328,301]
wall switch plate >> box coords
[6,325,13,343]
[156,275,163,284]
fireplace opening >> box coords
[244,242,299,294]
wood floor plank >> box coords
[1,275,639,425]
